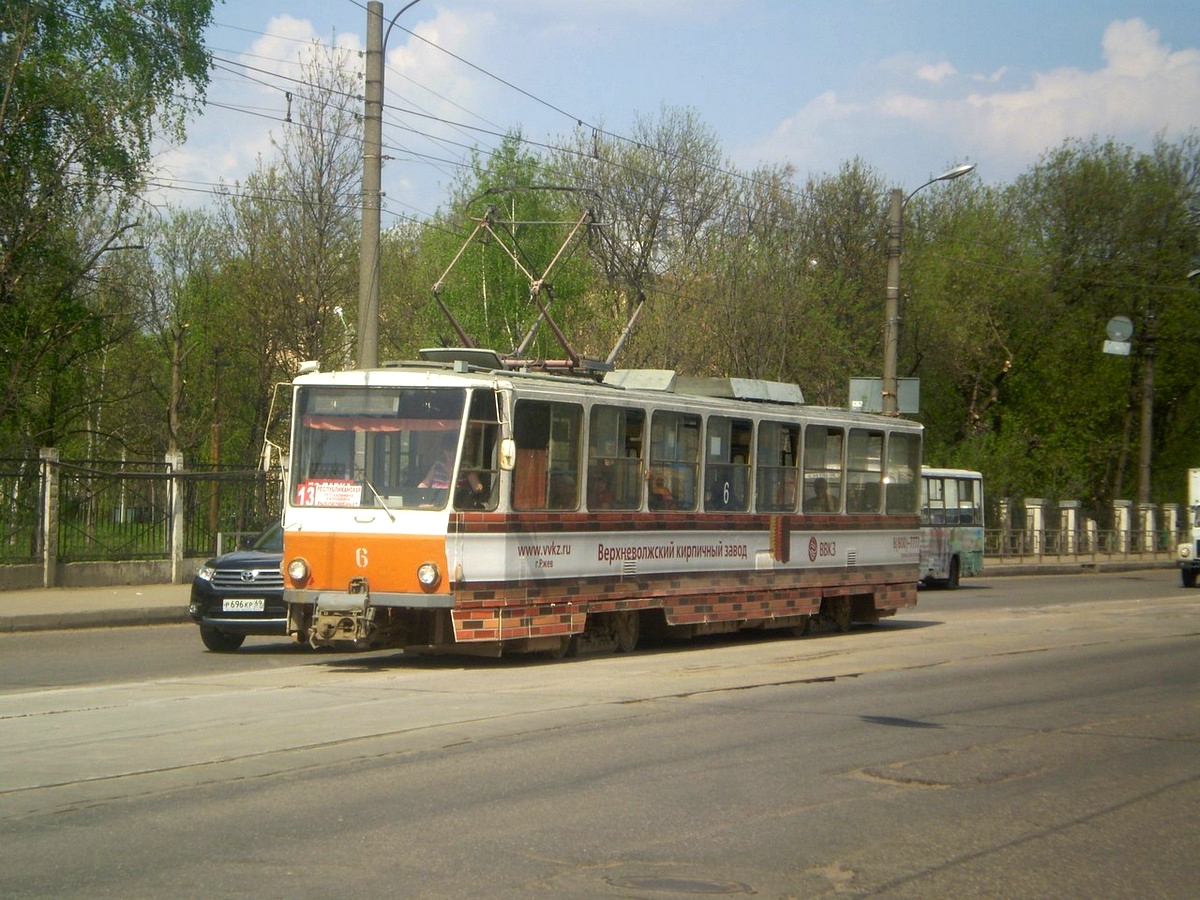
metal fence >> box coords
[0,458,40,564]
[0,453,282,568]
[985,527,1181,564]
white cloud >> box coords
[959,18,1200,159]
[387,8,497,125]
[746,17,1200,185]
[917,61,956,84]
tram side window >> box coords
[455,389,501,510]
[649,410,700,511]
[756,421,800,512]
[803,425,843,513]
[588,405,644,510]
[512,399,582,510]
[704,416,751,511]
[885,432,921,515]
[846,429,884,513]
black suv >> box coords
[188,522,285,651]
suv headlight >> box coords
[196,564,215,582]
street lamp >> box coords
[357,0,422,370]
[882,163,976,415]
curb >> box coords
[0,608,189,634]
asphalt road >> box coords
[1,570,1196,898]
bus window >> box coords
[804,425,843,513]
[587,405,644,510]
[649,410,700,511]
[921,475,943,524]
[512,399,582,510]
[885,431,921,515]
[704,416,751,511]
[756,421,799,512]
[955,476,982,525]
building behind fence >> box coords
[0,452,1184,590]
[0,450,283,590]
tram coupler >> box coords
[309,578,377,649]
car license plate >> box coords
[223,598,265,612]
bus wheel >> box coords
[612,611,640,653]
[947,557,961,590]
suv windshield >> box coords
[251,522,283,552]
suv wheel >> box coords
[200,626,246,652]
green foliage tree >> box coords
[908,137,1200,512]
[0,0,214,455]
[421,133,596,359]
[659,162,803,381]
[549,106,736,369]
[791,160,890,405]
[116,206,229,460]
[212,43,361,466]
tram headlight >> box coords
[417,562,441,589]
[287,557,311,584]
[1181,546,1192,559]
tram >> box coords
[280,349,924,656]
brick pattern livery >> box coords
[447,510,919,643]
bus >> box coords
[280,350,925,656]
[919,467,984,589]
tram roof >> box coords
[295,350,921,428]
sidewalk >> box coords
[0,557,1178,634]
[0,583,190,633]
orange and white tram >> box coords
[281,350,924,655]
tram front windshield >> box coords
[291,386,467,511]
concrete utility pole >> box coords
[881,163,976,416]
[357,0,422,370]
[356,1,384,370]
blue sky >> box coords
[152,0,1200,224]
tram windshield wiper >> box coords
[362,479,396,522]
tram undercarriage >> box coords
[289,588,903,657]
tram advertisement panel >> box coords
[452,527,920,582]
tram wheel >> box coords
[1183,567,1198,589]
[612,611,640,653]
[832,598,852,633]
[547,634,577,659]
